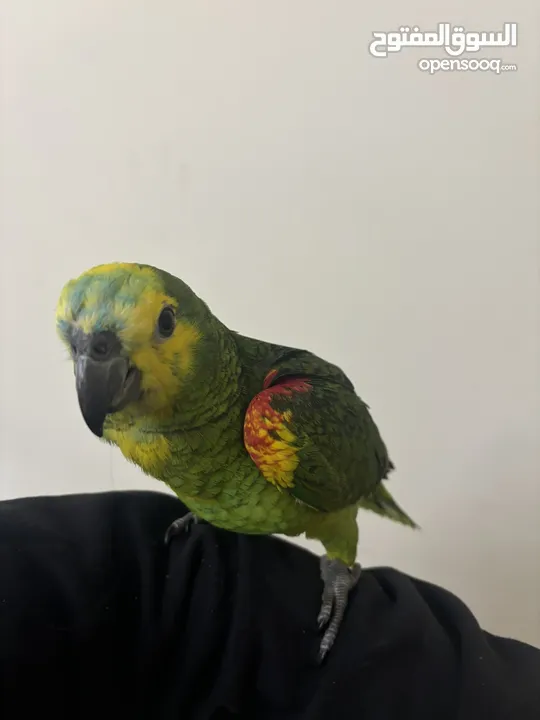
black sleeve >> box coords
[0,491,538,720]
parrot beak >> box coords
[74,350,141,438]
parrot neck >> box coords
[162,318,245,431]
[102,326,280,484]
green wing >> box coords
[243,353,394,514]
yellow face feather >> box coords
[56,262,202,420]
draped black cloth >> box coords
[0,490,538,719]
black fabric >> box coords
[0,490,538,719]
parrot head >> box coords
[55,262,218,438]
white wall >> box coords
[1,1,538,647]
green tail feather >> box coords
[358,483,419,529]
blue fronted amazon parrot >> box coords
[56,262,418,660]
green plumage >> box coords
[57,262,419,659]
[151,333,416,567]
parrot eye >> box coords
[157,306,176,338]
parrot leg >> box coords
[164,512,203,544]
[317,556,362,661]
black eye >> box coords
[157,306,176,338]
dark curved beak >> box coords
[75,353,141,437]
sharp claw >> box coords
[164,512,199,544]
[317,557,361,662]
[317,587,335,629]
[317,603,333,630]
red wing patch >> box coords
[244,377,311,489]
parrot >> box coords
[55,262,418,661]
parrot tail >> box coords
[358,483,419,529]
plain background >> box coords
[1,2,538,647]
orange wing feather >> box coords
[243,372,312,490]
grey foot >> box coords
[317,556,362,662]
[164,512,202,544]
